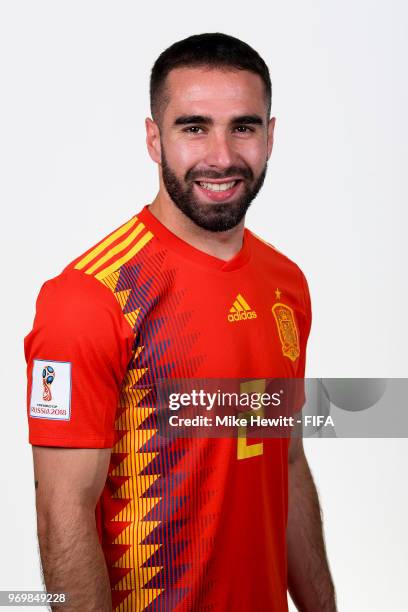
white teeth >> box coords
[199,181,236,192]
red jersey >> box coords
[25,205,312,611]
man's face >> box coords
[149,67,275,232]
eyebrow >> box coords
[231,115,264,126]
[173,114,264,127]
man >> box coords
[25,33,336,611]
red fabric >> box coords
[25,269,134,447]
[25,206,312,611]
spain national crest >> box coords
[272,302,300,362]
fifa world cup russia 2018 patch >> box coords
[30,359,72,420]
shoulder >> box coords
[35,268,117,319]
[31,212,155,340]
[26,266,135,367]
[64,213,154,284]
[247,228,308,281]
[247,228,311,321]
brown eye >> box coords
[184,126,204,134]
[234,125,254,133]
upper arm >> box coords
[33,446,111,512]
[25,270,134,449]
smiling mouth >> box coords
[195,179,242,192]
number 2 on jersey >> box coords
[237,379,265,460]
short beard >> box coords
[161,149,268,232]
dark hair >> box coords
[150,32,272,122]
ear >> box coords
[145,117,162,164]
[266,116,276,160]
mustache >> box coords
[185,166,254,182]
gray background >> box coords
[0,1,407,610]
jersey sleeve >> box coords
[24,269,134,448]
[298,267,312,378]
[288,267,312,417]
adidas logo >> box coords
[228,293,257,323]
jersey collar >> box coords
[138,205,251,272]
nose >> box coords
[203,129,236,169]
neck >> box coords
[148,189,246,262]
